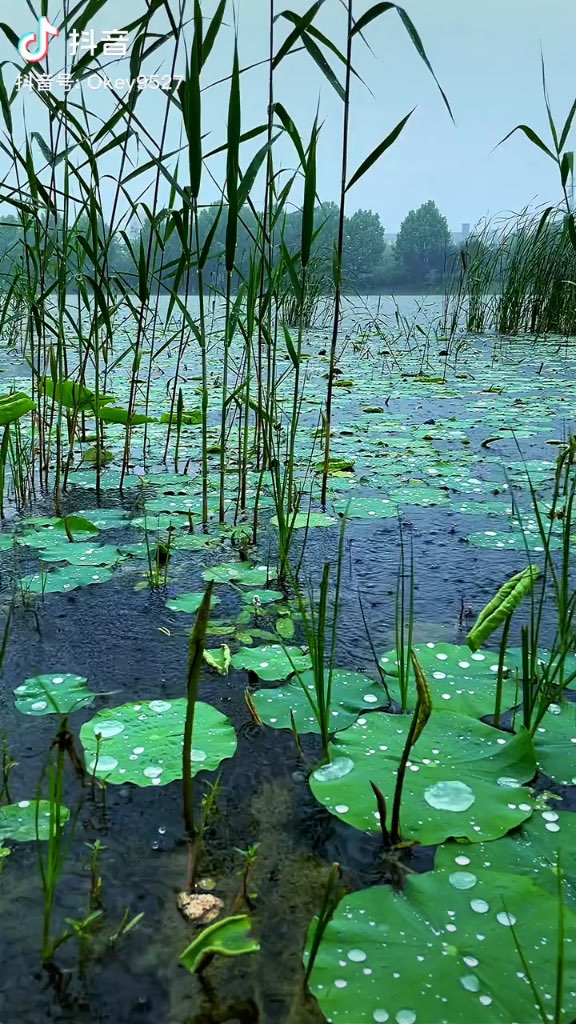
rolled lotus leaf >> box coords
[467,565,540,652]
[180,914,260,973]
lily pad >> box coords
[14,673,95,715]
[379,643,523,718]
[0,800,70,842]
[306,869,576,1024]
[310,711,536,845]
[20,566,114,594]
[39,543,122,567]
[270,512,337,529]
[202,562,275,587]
[389,485,450,507]
[253,670,388,734]
[332,496,398,519]
[466,529,561,552]
[232,644,312,681]
[533,699,576,784]
[435,806,576,906]
[166,592,221,614]
[79,699,237,786]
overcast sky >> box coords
[2,0,575,232]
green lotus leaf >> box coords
[332,496,398,519]
[232,644,311,681]
[389,485,450,506]
[270,512,337,529]
[203,645,231,675]
[0,800,70,842]
[253,670,388,734]
[534,699,576,784]
[180,914,260,973]
[306,870,576,1024]
[202,562,275,587]
[435,806,576,905]
[14,673,95,715]
[79,698,237,787]
[166,592,221,614]
[0,534,13,551]
[466,529,562,551]
[378,642,523,718]
[20,566,114,594]
[310,711,536,845]
[39,542,122,567]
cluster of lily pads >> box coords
[1,333,576,1023]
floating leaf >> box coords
[0,800,70,842]
[166,592,221,614]
[333,496,398,519]
[310,711,536,845]
[378,642,523,718]
[14,673,95,715]
[435,806,576,905]
[79,699,237,786]
[307,870,576,1024]
[253,670,387,734]
[232,644,311,681]
[39,543,122,567]
[270,512,337,529]
[534,699,576,784]
[20,566,114,594]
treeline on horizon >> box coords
[0,198,457,297]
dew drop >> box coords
[497,776,521,788]
[373,1013,389,1023]
[313,757,355,782]
[460,975,480,992]
[149,700,172,713]
[335,804,349,814]
[30,700,48,711]
[546,822,560,833]
[191,749,207,763]
[463,956,479,967]
[496,912,516,927]
[449,871,477,890]
[334,979,347,989]
[347,948,367,962]
[470,899,490,914]
[143,765,164,779]
[94,720,125,739]
[542,811,559,822]
[396,1012,416,1024]
[455,855,471,866]
[90,755,118,772]
[424,780,475,811]
[363,693,378,704]
[479,996,492,1006]
[17,800,30,808]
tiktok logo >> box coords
[18,16,59,63]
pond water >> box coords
[1,303,576,1023]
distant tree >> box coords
[395,200,451,286]
[344,209,386,290]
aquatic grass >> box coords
[288,511,348,760]
[394,526,415,713]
